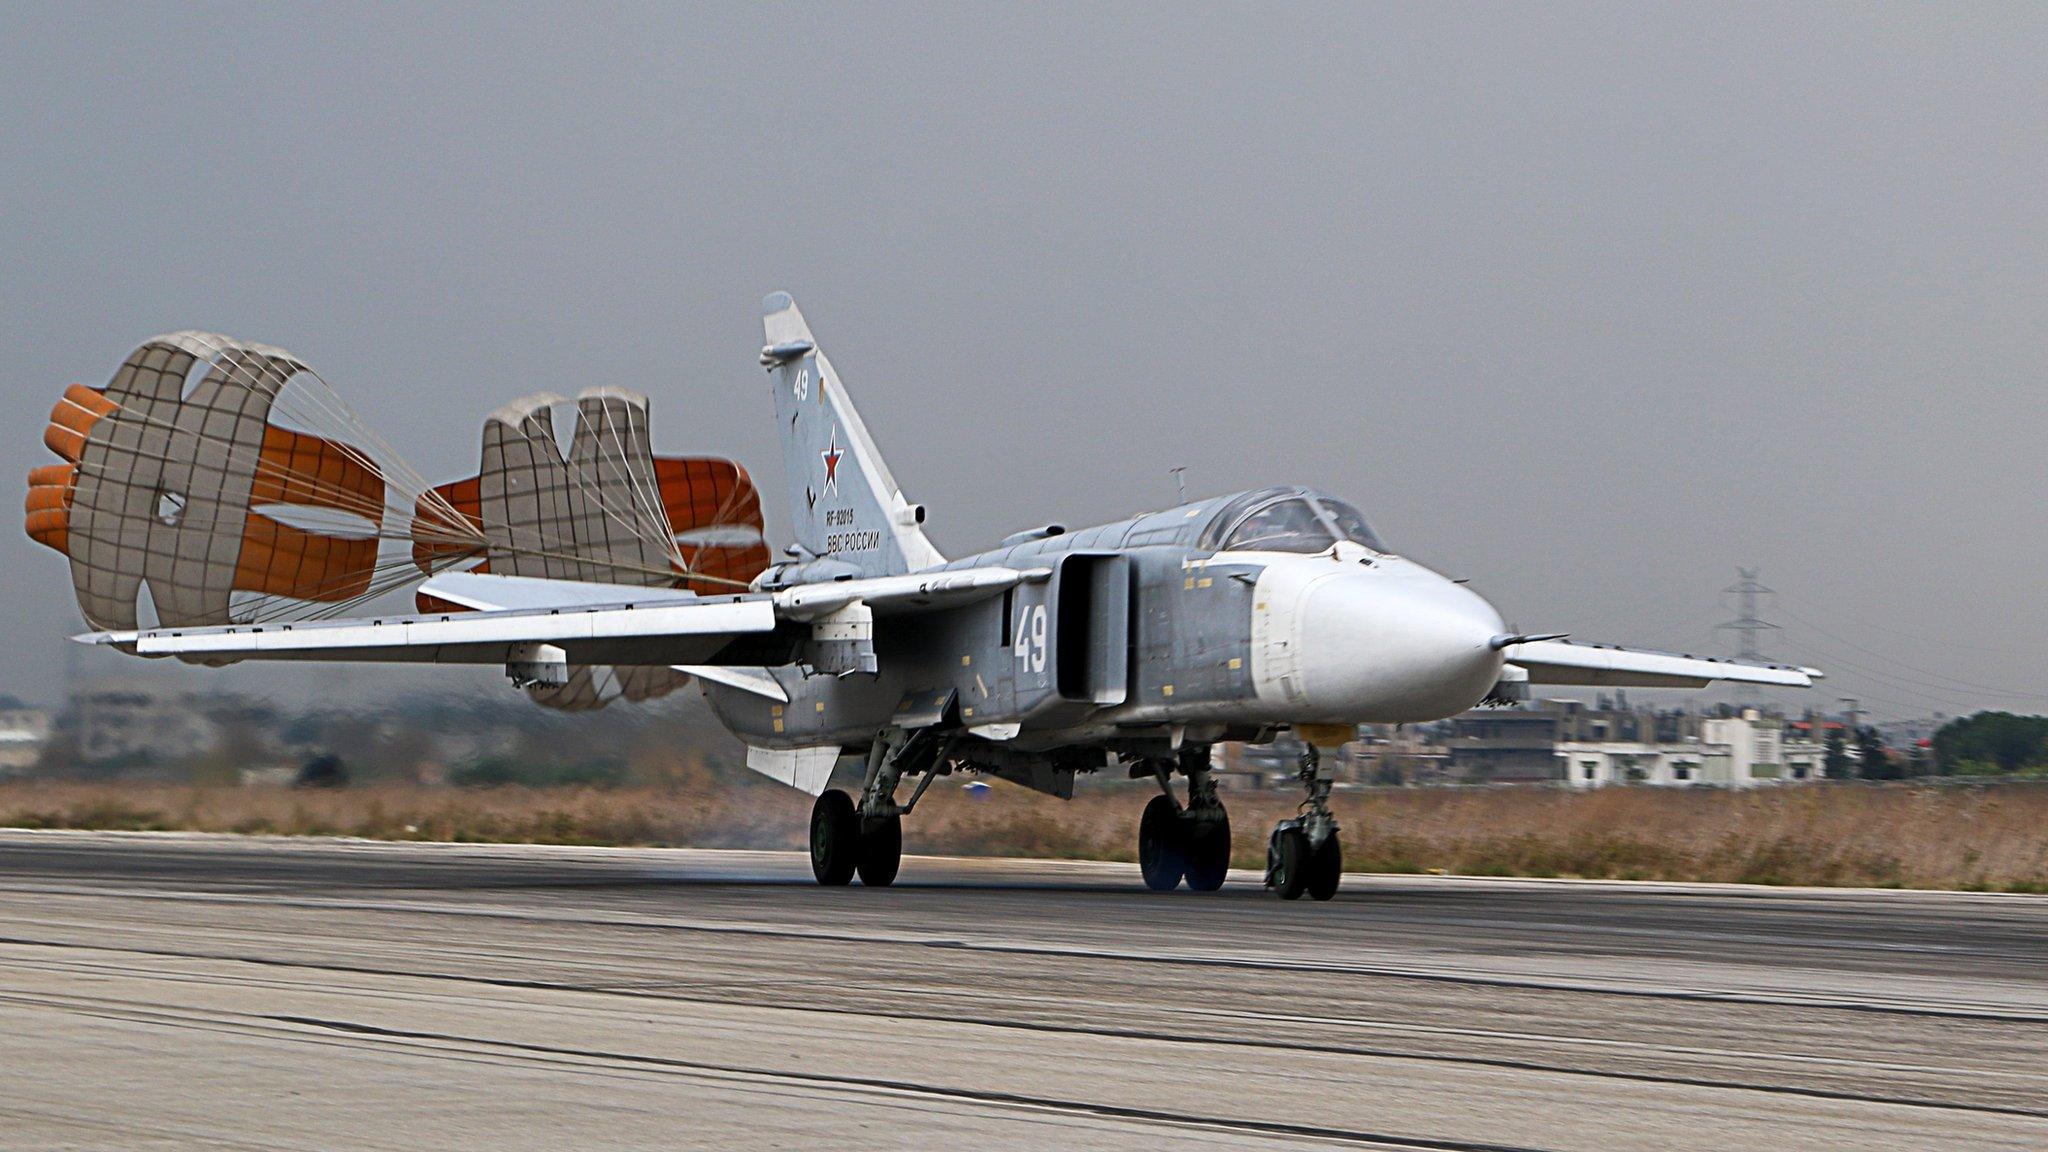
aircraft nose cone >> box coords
[1295,569,1506,722]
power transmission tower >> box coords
[1716,567,1780,702]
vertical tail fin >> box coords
[761,293,942,576]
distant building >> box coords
[1878,715,1945,749]
[1557,711,1823,789]
[1554,739,1725,787]
[1444,708,1566,783]
[65,679,277,768]
[69,680,221,765]
[1218,725,1436,789]
[1451,700,1824,788]
[0,701,51,775]
[1707,711,1825,783]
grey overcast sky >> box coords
[3,3,2045,720]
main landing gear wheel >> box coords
[1182,808,1232,892]
[810,789,861,886]
[1138,795,1187,892]
[857,813,902,887]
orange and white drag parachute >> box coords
[26,333,394,659]
[410,388,770,709]
[27,334,770,702]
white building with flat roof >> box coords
[1559,710,1823,789]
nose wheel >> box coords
[1267,821,1341,900]
[1267,742,1342,900]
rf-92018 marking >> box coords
[67,293,1820,899]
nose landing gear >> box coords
[1267,742,1342,900]
[1136,747,1232,892]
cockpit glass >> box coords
[1317,498,1385,552]
[1221,499,1334,553]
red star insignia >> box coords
[820,432,843,496]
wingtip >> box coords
[72,630,132,646]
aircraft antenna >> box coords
[1170,466,1188,505]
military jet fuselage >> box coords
[51,293,1816,899]
[713,485,1508,764]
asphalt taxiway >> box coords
[0,829,2042,1150]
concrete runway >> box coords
[0,830,2043,1151]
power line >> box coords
[1775,603,2048,700]
[1774,588,2047,661]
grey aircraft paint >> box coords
[62,293,1820,894]
[714,296,1500,797]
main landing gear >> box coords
[1136,747,1232,893]
[811,728,945,887]
[811,787,909,886]
[1267,742,1342,900]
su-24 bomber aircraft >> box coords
[43,293,1820,900]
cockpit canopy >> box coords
[1199,486,1386,555]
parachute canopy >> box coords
[27,333,389,644]
[27,333,770,697]
[408,387,771,710]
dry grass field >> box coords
[3,779,2046,892]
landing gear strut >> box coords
[809,787,916,887]
[1136,747,1232,892]
[808,728,948,888]
[1268,742,1342,901]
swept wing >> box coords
[1501,638,1819,689]
[76,566,1045,666]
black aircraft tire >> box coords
[1138,795,1187,892]
[857,814,902,887]
[1183,809,1231,892]
[810,789,861,886]
[1307,831,1342,902]
[1270,826,1310,900]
